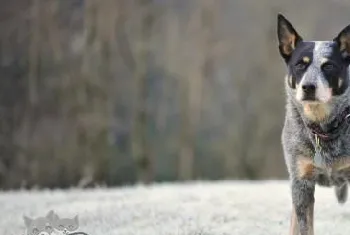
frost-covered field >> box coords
[1,180,350,235]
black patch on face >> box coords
[320,42,349,96]
[286,42,315,89]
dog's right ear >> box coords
[277,14,303,62]
[334,24,350,62]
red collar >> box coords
[306,106,350,141]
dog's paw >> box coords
[335,184,348,204]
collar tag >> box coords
[314,134,323,166]
[315,134,320,148]
[314,149,323,167]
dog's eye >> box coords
[295,62,307,71]
[322,62,337,72]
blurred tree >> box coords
[2,0,346,188]
[131,0,155,184]
[178,0,217,180]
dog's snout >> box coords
[302,84,316,93]
[300,83,317,101]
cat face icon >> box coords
[51,213,79,234]
[23,210,80,235]
[23,211,54,235]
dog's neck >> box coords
[287,91,350,140]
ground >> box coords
[1,180,350,235]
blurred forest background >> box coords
[1,0,350,189]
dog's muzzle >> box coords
[301,83,316,101]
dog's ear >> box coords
[334,24,350,62]
[277,14,302,62]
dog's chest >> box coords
[297,154,350,186]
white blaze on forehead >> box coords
[314,41,324,51]
[313,41,334,65]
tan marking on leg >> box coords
[332,157,350,171]
[289,206,299,235]
[297,157,315,179]
[335,163,350,171]
[303,103,330,122]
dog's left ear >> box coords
[334,24,350,61]
[277,14,303,62]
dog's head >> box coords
[278,14,350,121]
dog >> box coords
[277,14,350,235]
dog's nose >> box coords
[302,83,316,93]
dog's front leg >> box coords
[290,205,299,235]
[291,179,315,235]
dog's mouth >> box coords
[302,102,331,122]
[300,99,324,104]
[301,94,316,102]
